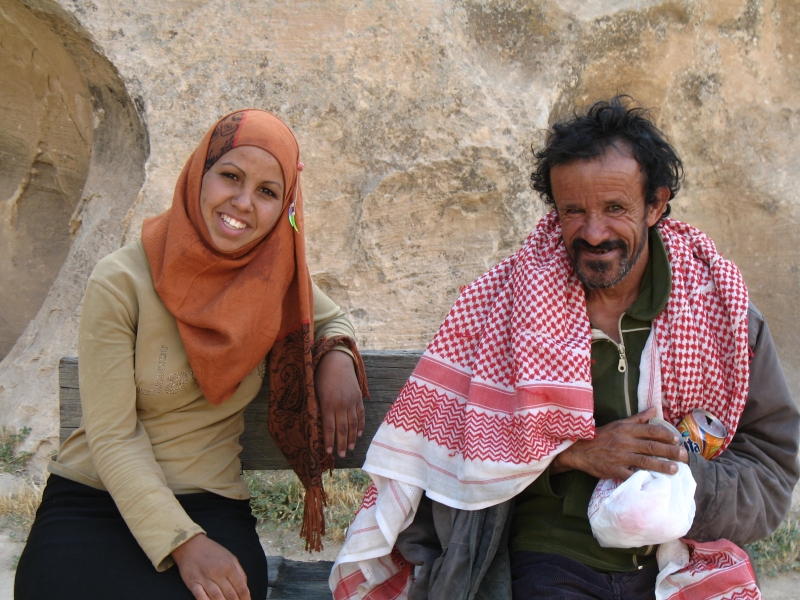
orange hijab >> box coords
[142,109,310,405]
[142,110,356,549]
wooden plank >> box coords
[267,555,284,587]
[267,558,334,599]
[60,428,75,446]
[239,400,395,470]
[59,388,83,427]
[59,356,80,388]
[58,351,422,470]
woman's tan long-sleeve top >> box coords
[49,240,356,571]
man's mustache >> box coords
[571,239,628,255]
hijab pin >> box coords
[288,161,303,232]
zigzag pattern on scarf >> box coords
[723,590,761,600]
[686,547,740,575]
[384,379,594,463]
[359,483,378,512]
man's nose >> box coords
[579,214,609,247]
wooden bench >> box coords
[59,350,422,599]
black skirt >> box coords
[15,474,268,600]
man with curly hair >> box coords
[331,97,800,600]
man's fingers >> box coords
[633,454,681,476]
[626,406,658,424]
[637,436,686,462]
[641,423,681,445]
[610,465,637,481]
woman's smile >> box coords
[219,213,249,230]
[200,145,285,252]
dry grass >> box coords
[748,519,800,577]
[0,427,33,475]
[3,467,800,577]
[246,469,370,543]
[0,481,42,543]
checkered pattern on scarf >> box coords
[420,211,748,453]
[331,212,751,600]
[655,221,749,449]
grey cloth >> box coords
[394,304,799,598]
[686,304,800,544]
[395,495,513,600]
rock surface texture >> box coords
[1,0,799,472]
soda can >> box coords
[677,409,728,460]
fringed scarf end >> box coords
[300,485,328,552]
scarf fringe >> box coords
[295,335,371,550]
[301,485,328,552]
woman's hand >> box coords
[172,534,251,600]
[315,350,365,457]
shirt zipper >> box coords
[591,314,631,417]
[593,317,653,569]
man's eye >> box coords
[608,205,623,213]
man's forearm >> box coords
[686,307,800,544]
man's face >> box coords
[551,148,666,290]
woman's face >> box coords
[200,145,286,252]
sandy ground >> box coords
[0,482,798,598]
[0,533,23,600]
[0,524,344,599]
[0,528,796,599]
[0,535,797,599]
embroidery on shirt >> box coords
[165,371,190,394]
[137,346,195,396]
[137,346,168,396]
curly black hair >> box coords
[531,96,684,218]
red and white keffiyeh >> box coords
[331,212,754,599]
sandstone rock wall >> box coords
[1,0,798,472]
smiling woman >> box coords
[15,110,368,600]
[200,146,286,253]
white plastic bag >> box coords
[588,463,696,548]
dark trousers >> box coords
[15,474,268,600]
[511,551,658,600]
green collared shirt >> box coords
[510,227,672,572]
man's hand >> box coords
[315,350,365,457]
[172,534,250,600]
[551,406,688,480]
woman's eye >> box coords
[222,172,238,181]
[260,187,277,198]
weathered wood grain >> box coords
[266,558,334,599]
[58,351,422,468]
[59,356,79,388]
